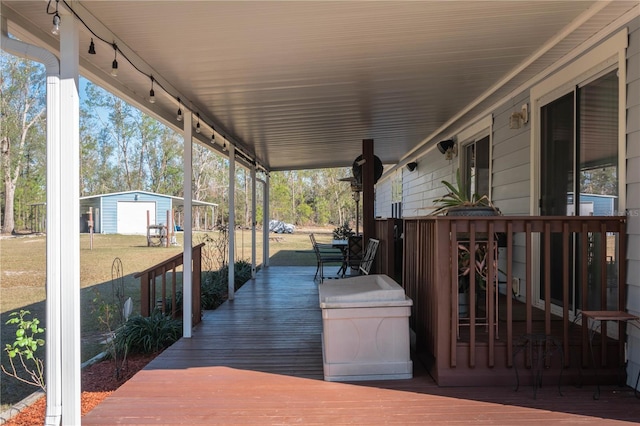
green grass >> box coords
[0,226,331,410]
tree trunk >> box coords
[1,136,15,234]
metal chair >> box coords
[309,234,345,283]
[358,238,379,275]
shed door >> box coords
[117,201,156,234]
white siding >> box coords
[626,17,640,389]
[491,93,531,216]
[402,151,456,218]
[375,177,392,218]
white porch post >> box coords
[2,15,63,426]
[44,52,62,426]
[59,15,81,425]
[251,166,257,279]
[263,173,270,267]
[228,144,236,299]
[182,110,193,337]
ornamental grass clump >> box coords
[114,311,182,355]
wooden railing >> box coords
[403,216,627,386]
[134,243,205,326]
[373,218,403,280]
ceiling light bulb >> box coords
[88,39,96,54]
[196,122,201,133]
[211,132,215,142]
[149,78,155,103]
[110,45,119,77]
[176,108,183,122]
[51,13,61,35]
[223,141,227,151]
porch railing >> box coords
[134,243,205,326]
[403,215,627,386]
[373,218,403,279]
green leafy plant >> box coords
[1,310,46,391]
[458,242,491,293]
[333,222,353,240]
[114,311,183,354]
[93,290,129,379]
[431,169,497,216]
[180,259,253,310]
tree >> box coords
[1,53,46,234]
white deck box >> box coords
[319,274,413,382]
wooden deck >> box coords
[83,267,640,425]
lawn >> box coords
[0,226,333,410]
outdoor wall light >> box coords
[509,103,529,129]
[406,162,418,172]
[437,139,457,160]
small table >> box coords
[332,239,349,276]
[578,310,640,400]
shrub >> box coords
[114,311,182,354]
[1,310,45,391]
[189,259,253,310]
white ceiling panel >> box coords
[2,1,638,171]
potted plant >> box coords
[431,169,500,216]
[432,169,501,317]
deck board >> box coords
[83,267,640,425]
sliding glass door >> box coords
[539,69,619,312]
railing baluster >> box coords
[135,243,205,326]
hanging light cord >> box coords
[48,0,260,169]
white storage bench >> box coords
[319,274,413,382]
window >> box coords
[462,135,490,200]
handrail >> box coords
[402,215,627,385]
[134,243,205,326]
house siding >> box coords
[377,15,640,389]
[375,176,392,218]
[625,16,640,389]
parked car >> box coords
[269,220,295,234]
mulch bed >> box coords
[4,352,158,426]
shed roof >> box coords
[80,190,217,208]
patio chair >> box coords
[346,235,363,271]
[310,234,346,283]
[358,238,379,275]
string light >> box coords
[51,11,61,35]
[48,0,61,36]
[196,113,201,133]
[50,0,261,170]
[149,77,155,104]
[176,98,183,122]
[211,127,215,142]
[110,43,118,77]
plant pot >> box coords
[446,206,500,217]
[458,292,470,318]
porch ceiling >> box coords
[2,1,638,171]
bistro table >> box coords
[332,239,349,276]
